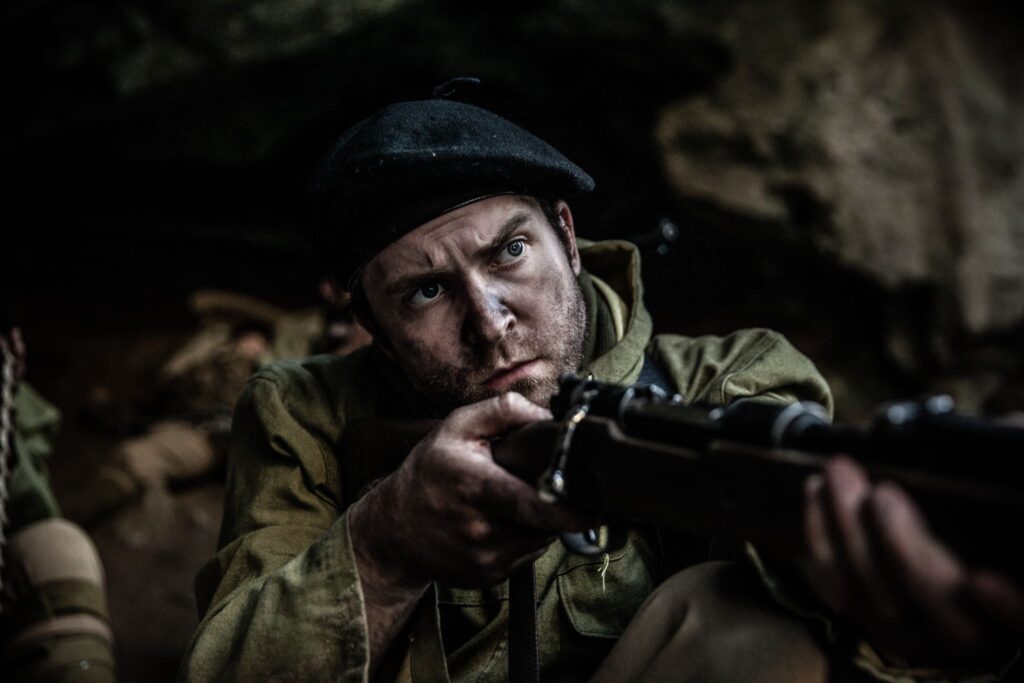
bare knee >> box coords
[3,519,116,682]
[612,561,827,683]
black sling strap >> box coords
[508,564,540,683]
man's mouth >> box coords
[483,359,541,391]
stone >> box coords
[657,1,1024,339]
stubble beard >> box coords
[396,280,587,412]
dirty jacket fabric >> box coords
[2,384,116,682]
[7,383,62,530]
[180,240,833,682]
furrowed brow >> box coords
[478,212,533,259]
[383,212,535,296]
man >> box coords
[67,286,370,525]
[1,321,116,682]
[180,97,1021,681]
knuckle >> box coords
[449,403,471,420]
[445,404,473,429]
[463,519,492,544]
[414,430,444,459]
[434,423,457,443]
[497,392,517,413]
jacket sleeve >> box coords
[178,370,370,682]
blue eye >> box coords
[410,281,446,306]
[495,239,526,264]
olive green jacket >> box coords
[7,383,62,529]
[2,384,115,681]
[180,240,832,682]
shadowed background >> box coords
[4,1,1022,680]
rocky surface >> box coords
[656,0,1024,406]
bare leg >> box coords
[2,519,116,682]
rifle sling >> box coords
[508,564,540,683]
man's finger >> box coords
[866,482,981,653]
[822,457,873,584]
[447,392,552,441]
[822,457,905,630]
[802,473,848,613]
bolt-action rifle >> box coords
[339,375,1024,576]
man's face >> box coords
[362,195,586,411]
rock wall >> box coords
[656,1,1024,408]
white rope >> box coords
[0,337,17,607]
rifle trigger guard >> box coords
[540,388,618,557]
[562,526,617,557]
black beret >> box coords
[307,98,595,287]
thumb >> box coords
[447,392,552,441]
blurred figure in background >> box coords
[1,310,116,682]
[66,284,371,525]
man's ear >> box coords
[554,200,581,276]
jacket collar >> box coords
[576,239,652,385]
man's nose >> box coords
[463,278,514,347]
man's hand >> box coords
[347,392,588,671]
[802,456,1024,666]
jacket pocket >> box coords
[556,532,656,638]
